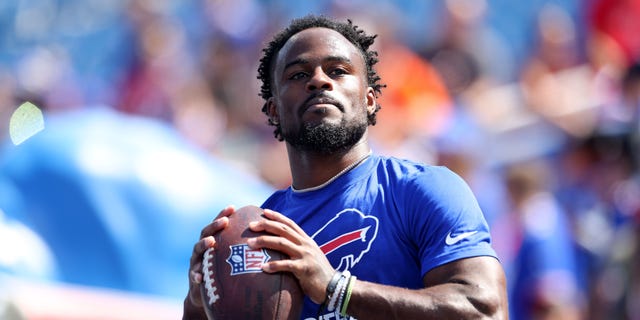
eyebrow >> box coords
[283,55,353,71]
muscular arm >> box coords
[249,209,509,320]
[345,256,508,319]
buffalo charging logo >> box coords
[226,244,271,275]
[311,208,379,271]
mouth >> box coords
[299,95,343,116]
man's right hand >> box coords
[183,205,236,320]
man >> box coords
[184,15,508,319]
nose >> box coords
[306,67,333,91]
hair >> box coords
[257,15,386,141]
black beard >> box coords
[284,118,367,154]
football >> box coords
[200,205,303,320]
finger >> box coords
[215,204,236,220]
[199,215,231,239]
[190,236,216,267]
[189,268,204,307]
[247,234,300,259]
[260,257,295,274]
[188,258,206,307]
[262,208,307,235]
[250,209,294,233]
[246,235,302,275]
[249,219,296,243]
[190,268,203,284]
[186,206,234,310]
[187,238,215,307]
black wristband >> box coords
[325,271,343,303]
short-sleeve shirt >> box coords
[262,154,496,320]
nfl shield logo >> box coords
[226,244,271,275]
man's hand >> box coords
[183,205,235,320]
[245,210,508,320]
[247,208,336,305]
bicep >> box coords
[403,168,495,275]
[423,256,504,287]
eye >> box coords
[289,72,308,80]
[329,68,348,76]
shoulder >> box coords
[374,156,468,194]
[375,155,457,177]
[261,188,289,209]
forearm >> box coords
[344,279,504,320]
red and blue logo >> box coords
[311,208,379,271]
[226,244,271,275]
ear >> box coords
[267,98,280,125]
[365,87,377,116]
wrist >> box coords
[327,271,350,312]
[320,270,355,317]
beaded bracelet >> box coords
[334,275,349,315]
[327,270,350,312]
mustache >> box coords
[298,93,344,117]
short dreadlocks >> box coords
[257,15,386,141]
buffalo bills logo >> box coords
[311,208,379,271]
[226,244,270,275]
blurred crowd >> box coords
[1,0,639,319]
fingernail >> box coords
[204,236,215,247]
[192,272,202,284]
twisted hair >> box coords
[257,15,385,141]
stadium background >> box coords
[0,0,639,319]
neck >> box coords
[287,140,371,190]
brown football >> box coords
[200,205,303,320]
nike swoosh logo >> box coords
[445,231,478,245]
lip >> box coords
[299,95,342,116]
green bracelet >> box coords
[340,276,356,317]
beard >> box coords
[283,116,368,154]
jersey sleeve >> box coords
[401,166,497,277]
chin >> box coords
[285,119,367,154]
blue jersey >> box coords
[262,155,496,320]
